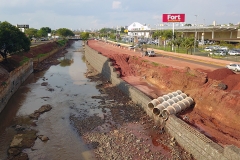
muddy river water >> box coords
[0,41,100,160]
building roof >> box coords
[128,22,150,31]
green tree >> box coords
[56,28,74,37]
[172,37,183,52]
[0,21,31,60]
[182,37,195,54]
[41,27,51,34]
[80,32,89,40]
[25,28,38,39]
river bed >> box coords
[0,41,194,160]
[0,41,98,160]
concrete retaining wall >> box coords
[0,59,33,113]
[85,43,240,160]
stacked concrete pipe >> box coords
[152,92,188,116]
[161,97,194,120]
[147,90,182,109]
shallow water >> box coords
[0,41,104,160]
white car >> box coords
[226,63,240,72]
[204,47,213,52]
[228,50,240,56]
[210,50,227,56]
[146,50,155,57]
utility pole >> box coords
[194,15,197,53]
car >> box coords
[146,50,155,57]
[228,50,240,56]
[209,50,227,56]
[204,47,213,52]
[226,63,240,72]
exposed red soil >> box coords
[88,39,240,148]
[0,42,59,73]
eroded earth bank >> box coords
[87,39,240,148]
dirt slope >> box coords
[88,39,240,147]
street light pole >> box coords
[194,15,197,53]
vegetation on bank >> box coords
[20,56,30,66]
[0,21,31,60]
[57,39,68,46]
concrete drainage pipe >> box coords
[171,97,179,103]
[153,99,175,116]
[147,99,162,109]
[180,93,187,99]
[147,90,183,109]
[161,97,194,120]
[175,95,184,101]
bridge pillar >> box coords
[212,31,215,39]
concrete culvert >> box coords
[177,101,187,110]
[172,103,182,113]
[182,99,190,107]
[166,99,175,105]
[148,99,162,109]
[176,90,182,94]
[162,95,170,101]
[175,95,184,101]
[185,97,194,105]
[162,106,177,120]
[171,92,179,97]
[171,97,179,103]
[180,93,187,99]
[166,93,174,99]
[153,104,167,115]
[157,97,165,103]
[161,101,172,107]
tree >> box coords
[24,28,38,39]
[40,27,51,34]
[80,32,89,40]
[182,37,195,54]
[172,37,183,52]
[56,28,74,37]
[0,21,31,60]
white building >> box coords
[127,22,151,38]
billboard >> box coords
[17,24,29,28]
[162,14,185,22]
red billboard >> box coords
[162,14,185,22]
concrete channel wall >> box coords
[85,44,240,160]
[0,59,33,113]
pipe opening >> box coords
[162,110,170,120]
[147,99,161,109]
[153,107,160,115]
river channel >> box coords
[0,41,99,160]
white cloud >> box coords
[112,1,121,9]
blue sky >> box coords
[0,0,240,30]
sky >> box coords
[0,0,240,31]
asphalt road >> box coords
[156,53,221,70]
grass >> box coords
[151,62,159,66]
[36,53,47,58]
[20,56,30,65]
